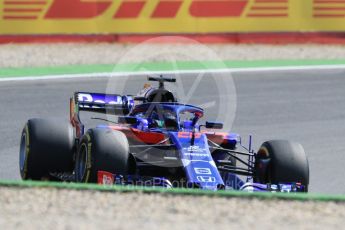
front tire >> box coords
[254,140,309,191]
[75,128,131,183]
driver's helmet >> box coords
[162,111,178,130]
[149,111,164,128]
[163,111,176,121]
[150,110,159,120]
[149,110,177,129]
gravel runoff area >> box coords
[0,187,344,230]
[1,43,345,68]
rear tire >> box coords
[254,140,309,191]
[19,119,75,180]
[75,128,131,183]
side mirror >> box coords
[118,116,138,125]
[205,121,223,129]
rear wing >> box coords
[70,92,134,117]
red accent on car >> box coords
[109,126,167,144]
[202,131,230,145]
[177,132,202,139]
[97,171,114,185]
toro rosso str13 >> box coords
[19,76,309,192]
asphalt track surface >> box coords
[0,69,344,194]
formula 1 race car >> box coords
[19,75,309,192]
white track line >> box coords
[1,64,345,82]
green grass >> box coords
[1,180,344,202]
[1,59,345,78]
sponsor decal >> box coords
[190,0,248,17]
[183,152,208,157]
[77,92,123,108]
[280,184,292,193]
[182,145,208,158]
[183,145,204,153]
[3,0,345,34]
[46,0,113,19]
[312,0,345,18]
[97,171,114,185]
[196,176,216,183]
[178,132,201,139]
[78,93,93,103]
[194,167,212,175]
